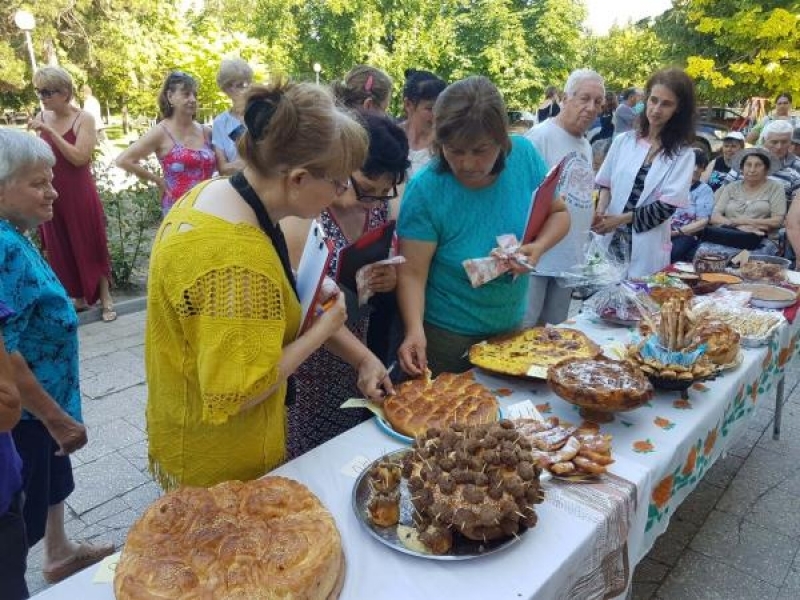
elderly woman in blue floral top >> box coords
[0,128,113,585]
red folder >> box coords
[335,220,396,293]
[523,159,564,244]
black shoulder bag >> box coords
[230,172,298,406]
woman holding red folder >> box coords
[396,76,570,376]
[283,111,410,458]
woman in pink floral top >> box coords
[116,71,216,214]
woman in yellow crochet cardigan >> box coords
[145,80,394,490]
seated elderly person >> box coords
[0,128,114,585]
[697,147,786,259]
[722,120,800,205]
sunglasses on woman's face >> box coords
[34,88,60,99]
[350,176,398,203]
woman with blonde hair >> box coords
[28,66,115,320]
[332,65,393,113]
[145,80,392,490]
[212,58,253,174]
[116,71,216,215]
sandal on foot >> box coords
[42,541,115,584]
[101,305,117,323]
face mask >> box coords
[634,101,645,114]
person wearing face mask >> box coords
[396,76,570,376]
[592,68,696,277]
[523,68,605,326]
[116,71,217,216]
[211,58,253,175]
[747,93,798,145]
[399,69,447,179]
[144,81,391,490]
[282,112,407,457]
[702,131,745,191]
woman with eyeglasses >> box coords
[145,80,392,490]
[27,66,116,321]
[211,58,253,175]
[115,71,216,216]
[282,111,409,458]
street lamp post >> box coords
[14,10,38,75]
[313,63,321,86]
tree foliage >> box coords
[584,24,667,93]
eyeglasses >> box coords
[350,176,398,203]
[34,88,59,99]
[229,81,250,91]
[321,176,350,196]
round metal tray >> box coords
[352,449,527,560]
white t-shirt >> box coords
[524,119,594,272]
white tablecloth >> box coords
[33,311,799,599]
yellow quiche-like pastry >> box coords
[114,477,344,600]
[382,371,499,439]
[469,327,602,378]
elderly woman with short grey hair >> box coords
[212,58,254,175]
[0,128,114,586]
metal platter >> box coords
[351,450,528,560]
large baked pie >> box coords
[469,327,602,378]
[548,357,654,413]
[383,371,499,438]
[114,477,344,600]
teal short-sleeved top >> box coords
[398,135,549,336]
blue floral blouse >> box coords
[0,221,82,422]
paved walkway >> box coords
[26,310,800,598]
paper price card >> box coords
[505,399,545,421]
[340,398,386,420]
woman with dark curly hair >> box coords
[283,111,408,457]
[592,68,696,276]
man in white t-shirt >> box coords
[523,68,604,326]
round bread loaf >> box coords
[114,477,344,600]
[694,321,740,365]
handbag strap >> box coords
[230,172,299,301]
[229,172,298,406]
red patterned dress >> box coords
[38,114,112,305]
[158,124,216,214]
[287,202,389,458]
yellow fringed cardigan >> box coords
[145,181,301,490]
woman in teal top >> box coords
[397,76,570,375]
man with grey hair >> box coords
[613,87,640,136]
[723,119,800,204]
[523,69,604,326]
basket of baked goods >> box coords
[115,477,346,599]
[514,417,614,481]
[353,420,544,559]
[547,356,654,423]
[626,298,719,397]
[469,326,602,380]
[378,370,501,443]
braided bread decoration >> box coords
[114,477,344,599]
[383,371,499,439]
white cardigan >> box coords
[596,132,694,277]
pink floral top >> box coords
[158,124,216,212]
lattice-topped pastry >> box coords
[382,371,499,439]
[469,327,602,379]
[548,357,654,422]
[114,477,344,600]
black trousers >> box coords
[670,234,700,263]
[0,492,29,600]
